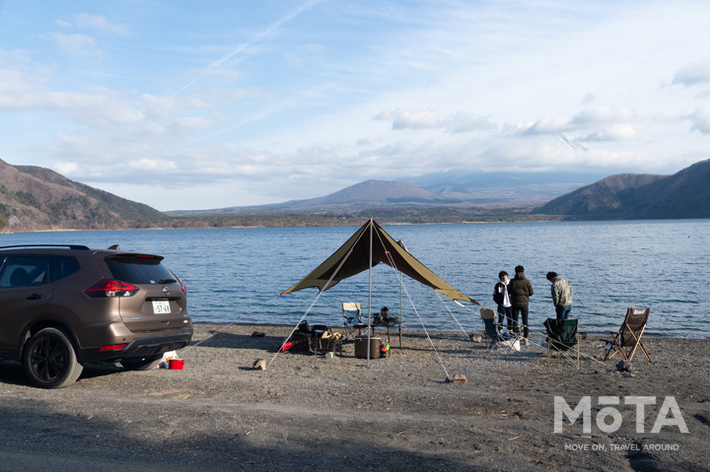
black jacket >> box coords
[493,281,509,306]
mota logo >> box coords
[554,396,689,434]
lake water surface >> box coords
[2,219,708,338]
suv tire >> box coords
[23,327,84,389]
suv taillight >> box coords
[85,279,139,298]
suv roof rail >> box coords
[0,244,90,250]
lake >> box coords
[2,219,708,338]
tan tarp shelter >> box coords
[280,219,478,305]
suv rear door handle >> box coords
[26,294,43,300]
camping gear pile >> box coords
[280,320,343,354]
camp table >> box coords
[370,320,403,349]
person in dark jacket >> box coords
[508,265,533,343]
[493,271,513,329]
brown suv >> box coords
[0,244,193,388]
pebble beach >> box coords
[1,323,708,471]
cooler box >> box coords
[355,336,382,359]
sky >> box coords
[1,0,710,211]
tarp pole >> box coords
[367,219,373,367]
[399,271,403,348]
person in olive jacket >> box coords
[508,265,533,343]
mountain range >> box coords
[1,157,709,231]
[166,171,606,217]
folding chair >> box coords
[342,302,368,340]
[545,318,580,369]
[481,308,522,354]
[603,308,652,363]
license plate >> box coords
[152,300,171,314]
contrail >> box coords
[171,0,324,97]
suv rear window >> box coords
[104,255,177,284]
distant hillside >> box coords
[0,159,167,231]
[293,179,449,206]
[532,174,665,218]
[533,158,710,219]
[168,180,457,216]
[628,159,710,218]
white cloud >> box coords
[171,116,211,132]
[128,158,177,171]
[672,63,710,87]
[689,106,710,134]
[525,116,573,135]
[524,106,637,142]
[140,94,187,120]
[581,123,638,142]
[48,32,104,58]
[73,13,130,36]
[373,109,440,130]
[0,60,216,137]
[571,106,635,125]
[442,112,496,133]
[53,161,78,175]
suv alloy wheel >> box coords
[23,327,84,389]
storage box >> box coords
[355,336,382,359]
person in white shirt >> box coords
[493,271,513,330]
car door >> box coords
[0,255,53,349]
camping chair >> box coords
[480,308,522,354]
[544,318,580,369]
[342,302,368,340]
[603,308,652,363]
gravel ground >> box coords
[1,323,708,472]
